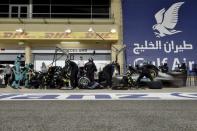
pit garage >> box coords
[0,49,111,72]
[33,49,111,72]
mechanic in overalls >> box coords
[4,64,12,86]
[136,64,153,88]
[84,58,97,84]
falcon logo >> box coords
[152,2,184,38]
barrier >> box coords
[186,71,197,86]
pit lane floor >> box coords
[0,101,197,131]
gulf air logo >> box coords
[152,2,184,38]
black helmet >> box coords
[29,63,34,68]
[88,57,93,62]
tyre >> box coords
[78,77,90,88]
[149,69,158,78]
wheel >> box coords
[149,69,158,78]
[129,79,137,87]
[125,71,138,88]
[78,77,90,88]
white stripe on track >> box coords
[0,93,197,100]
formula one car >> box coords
[110,63,186,89]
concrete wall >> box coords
[111,0,124,73]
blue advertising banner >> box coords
[123,0,197,71]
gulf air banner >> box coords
[0,32,118,40]
[123,0,197,70]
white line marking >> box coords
[0,93,197,100]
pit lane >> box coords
[0,100,197,131]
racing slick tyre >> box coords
[78,76,90,89]
[149,69,158,78]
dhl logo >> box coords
[0,32,118,40]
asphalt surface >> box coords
[0,101,197,131]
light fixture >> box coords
[88,27,94,32]
[88,27,105,40]
[18,41,25,45]
[65,29,72,33]
[110,29,117,33]
[60,41,80,44]
[16,28,24,33]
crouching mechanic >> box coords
[136,64,153,88]
[102,62,116,88]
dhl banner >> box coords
[0,32,118,40]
